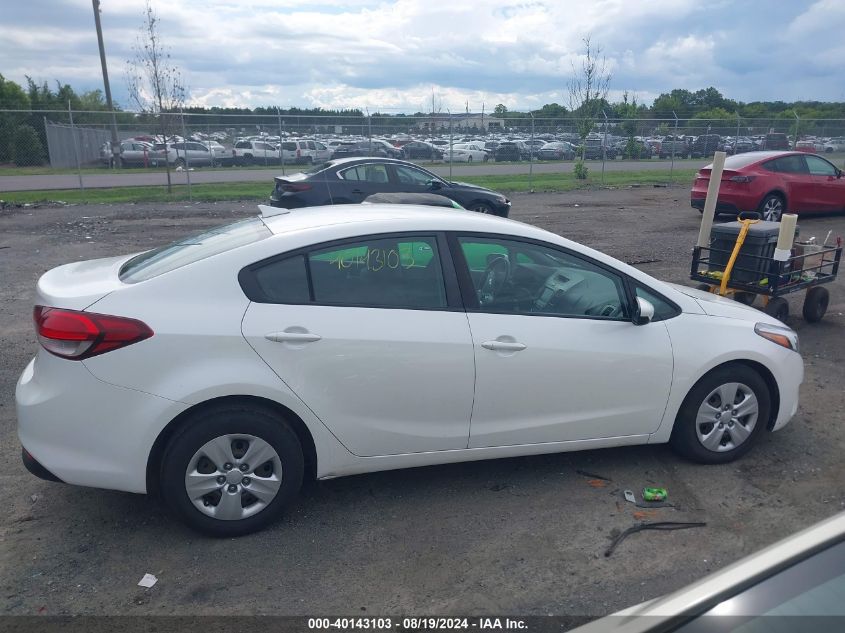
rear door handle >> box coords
[481,341,526,352]
[265,332,322,343]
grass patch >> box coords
[1,169,698,206]
[458,169,698,193]
[1,182,270,205]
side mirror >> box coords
[633,296,655,326]
[427,179,442,190]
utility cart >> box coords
[690,215,842,323]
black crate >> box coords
[708,221,783,283]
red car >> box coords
[691,151,845,221]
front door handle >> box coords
[481,341,526,352]
[351,189,364,195]
[265,331,322,343]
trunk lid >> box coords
[36,255,132,310]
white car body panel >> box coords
[16,205,803,497]
[466,314,674,447]
[242,304,476,456]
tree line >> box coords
[3,71,845,166]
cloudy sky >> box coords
[2,0,844,112]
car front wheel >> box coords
[160,403,304,536]
[670,364,771,464]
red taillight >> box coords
[33,306,153,360]
[729,175,756,183]
[280,183,312,192]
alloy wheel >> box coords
[761,197,783,222]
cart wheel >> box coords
[695,283,712,293]
[735,292,757,306]
[802,287,829,323]
[764,297,789,322]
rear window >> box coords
[119,217,271,283]
[723,153,767,169]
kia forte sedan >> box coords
[17,205,802,536]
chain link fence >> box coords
[2,108,845,193]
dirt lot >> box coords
[1,187,844,619]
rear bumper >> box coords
[16,353,187,494]
[690,190,762,215]
[21,446,63,483]
[690,196,743,214]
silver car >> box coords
[572,511,845,632]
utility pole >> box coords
[92,0,121,168]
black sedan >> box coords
[401,141,443,160]
[268,157,511,217]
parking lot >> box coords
[1,187,844,618]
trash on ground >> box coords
[622,489,675,509]
[604,522,707,557]
[576,469,612,482]
[642,487,668,502]
[137,573,158,588]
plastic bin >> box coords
[708,221,783,283]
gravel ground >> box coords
[1,186,844,619]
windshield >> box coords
[119,217,271,283]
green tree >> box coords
[11,124,45,166]
[493,103,508,116]
[0,74,30,163]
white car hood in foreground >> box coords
[667,283,781,325]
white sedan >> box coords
[17,205,803,536]
[444,143,489,162]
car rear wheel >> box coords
[242,154,255,166]
[160,404,304,536]
[670,364,770,464]
[758,194,785,222]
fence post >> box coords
[793,112,800,149]
[448,110,453,182]
[68,102,84,192]
[180,107,192,201]
[277,108,286,176]
[601,110,609,185]
[529,112,534,192]
[671,111,679,183]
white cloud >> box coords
[1,0,842,110]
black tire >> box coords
[174,158,186,169]
[470,201,494,214]
[764,296,789,322]
[670,364,771,464]
[242,154,255,166]
[802,286,829,323]
[695,283,712,292]
[758,193,786,222]
[735,292,757,306]
[467,155,473,163]
[160,404,304,537]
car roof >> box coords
[703,151,802,170]
[257,203,540,239]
